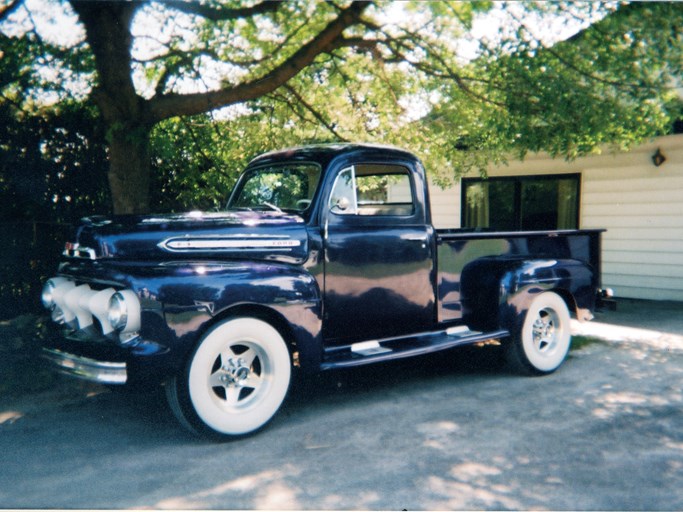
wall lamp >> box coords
[652,148,666,167]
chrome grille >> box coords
[63,243,97,260]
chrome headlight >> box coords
[41,280,57,310]
[41,277,74,310]
[108,293,127,331]
[107,290,141,332]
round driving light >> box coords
[41,277,71,310]
[108,292,128,331]
[42,281,57,310]
[107,289,141,333]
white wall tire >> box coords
[166,317,291,438]
[507,292,572,375]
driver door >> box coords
[322,163,435,344]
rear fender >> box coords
[461,257,596,332]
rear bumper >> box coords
[43,347,128,385]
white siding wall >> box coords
[427,134,683,301]
[428,180,461,228]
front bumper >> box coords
[42,327,174,387]
[43,347,128,385]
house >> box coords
[427,133,683,302]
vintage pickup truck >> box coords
[41,143,606,438]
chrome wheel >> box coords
[508,292,572,375]
[205,342,271,411]
[531,307,561,355]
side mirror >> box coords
[332,196,351,212]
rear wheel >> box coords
[506,292,572,375]
[166,317,291,438]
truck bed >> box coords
[436,228,604,323]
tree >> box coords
[2,1,681,214]
[67,0,374,213]
[0,100,109,222]
[0,6,108,222]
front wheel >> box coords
[166,317,291,438]
[506,292,572,375]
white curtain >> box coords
[465,183,489,228]
[556,179,578,229]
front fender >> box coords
[81,260,323,378]
[161,262,320,370]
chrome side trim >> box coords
[158,235,301,252]
[42,348,127,385]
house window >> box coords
[461,174,580,231]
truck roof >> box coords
[246,143,419,169]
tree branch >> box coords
[282,84,348,141]
[328,36,378,53]
[146,1,371,123]
[158,0,280,21]
[0,0,21,22]
[330,56,363,111]
[506,7,647,92]
[373,28,507,108]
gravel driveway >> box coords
[1,299,682,510]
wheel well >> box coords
[551,288,578,317]
[197,304,298,357]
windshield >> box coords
[227,163,321,214]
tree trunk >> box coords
[107,122,151,215]
[70,1,151,215]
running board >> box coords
[320,327,509,370]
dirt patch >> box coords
[570,335,604,351]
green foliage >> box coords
[150,115,240,212]
[0,28,109,318]
[405,1,493,28]
[480,2,682,161]
[1,15,107,221]
[154,1,677,193]
[0,16,93,107]
[0,98,109,222]
[0,100,110,222]
[0,95,104,317]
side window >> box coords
[329,164,415,217]
[329,167,358,214]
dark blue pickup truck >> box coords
[41,144,607,438]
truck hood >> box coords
[66,210,309,264]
